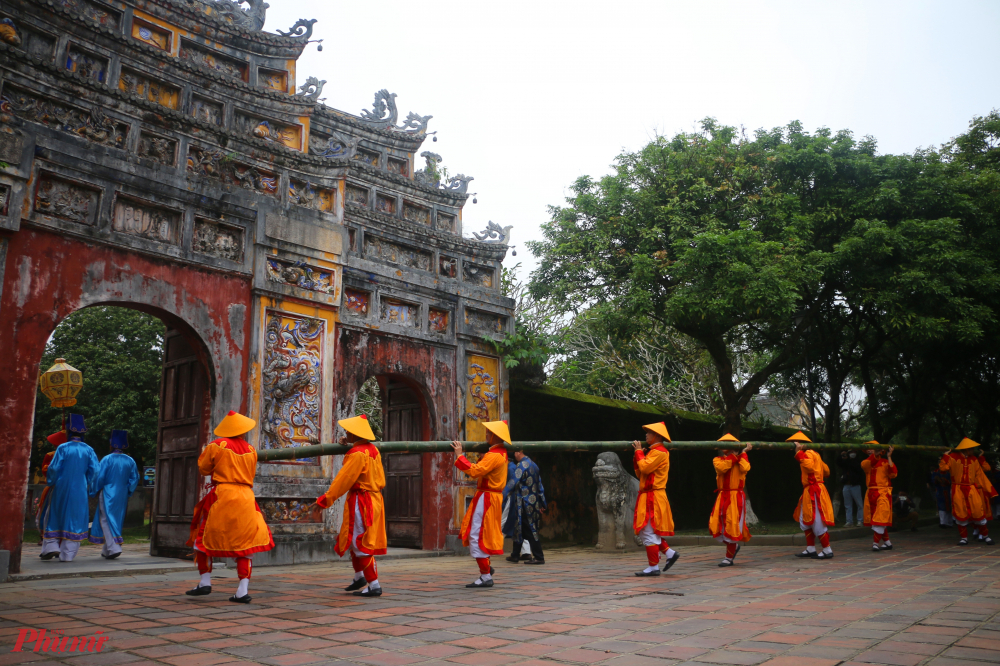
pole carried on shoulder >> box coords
[256,439,949,463]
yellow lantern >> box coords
[39,358,83,408]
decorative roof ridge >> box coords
[345,204,508,260]
[136,0,310,50]
[17,3,313,103]
[313,105,429,146]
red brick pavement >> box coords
[1,530,998,665]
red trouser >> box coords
[197,552,252,579]
[351,553,378,581]
[804,530,830,548]
[476,557,491,574]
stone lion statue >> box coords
[593,452,642,550]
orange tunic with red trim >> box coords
[792,449,835,527]
[977,455,994,512]
[316,443,387,557]
[633,445,674,536]
[708,452,751,542]
[188,438,274,558]
[861,456,896,527]
[455,445,507,555]
[940,453,997,522]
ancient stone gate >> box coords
[0,0,513,575]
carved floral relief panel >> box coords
[465,308,506,336]
[260,499,321,523]
[429,309,450,334]
[465,355,499,442]
[179,40,247,80]
[131,19,171,52]
[34,173,101,226]
[112,196,180,244]
[388,157,409,176]
[226,163,279,198]
[14,23,57,61]
[259,68,288,93]
[375,194,396,215]
[193,217,244,262]
[137,132,177,166]
[260,311,323,463]
[403,202,430,225]
[65,45,108,83]
[354,149,380,167]
[57,0,120,28]
[186,144,224,178]
[265,258,337,295]
[288,179,333,212]
[463,262,494,288]
[190,96,224,126]
[439,256,457,278]
[343,289,370,316]
[1,87,128,149]
[238,114,302,151]
[381,299,419,327]
[119,69,180,109]
[346,184,369,207]
[437,212,456,232]
[310,132,357,158]
[364,236,432,272]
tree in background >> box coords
[32,307,165,475]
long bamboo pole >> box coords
[256,439,949,462]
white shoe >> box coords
[844,522,853,527]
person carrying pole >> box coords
[973,452,993,542]
[940,438,996,546]
[312,414,387,597]
[451,421,510,588]
[861,441,896,552]
[88,430,140,559]
[791,431,836,560]
[186,411,275,603]
[709,434,752,567]
[633,422,678,576]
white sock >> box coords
[643,565,658,573]
[806,545,816,553]
[368,579,380,589]
[236,578,249,598]
[354,571,363,581]
[480,573,492,581]
[664,548,676,559]
[823,546,833,554]
[883,540,891,547]
[199,573,211,588]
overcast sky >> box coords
[266,0,1000,278]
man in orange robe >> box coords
[313,415,387,597]
[861,442,897,551]
[790,432,836,560]
[451,420,509,588]
[974,452,993,542]
[941,438,997,546]
[633,422,678,576]
[709,435,752,567]
[187,411,275,603]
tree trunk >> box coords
[824,369,844,443]
[859,358,884,443]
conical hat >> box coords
[717,434,740,442]
[214,411,256,437]
[642,422,671,442]
[483,420,511,444]
[955,437,981,451]
[340,415,376,441]
[864,440,880,446]
[786,431,812,443]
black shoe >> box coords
[661,551,680,571]
[39,551,58,560]
[734,543,742,559]
[106,552,121,560]
[985,537,995,546]
[505,556,520,563]
[345,577,368,591]
[466,577,494,588]
[880,544,893,551]
[228,594,251,604]
[185,585,212,596]
[718,559,734,567]
[519,554,532,561]
[634,569,661,576]
[817,551,833,559]
[354,586,383,597]
[939,524,950,529]
[490,566,495,575]
[959,538,968,546]
[795,550,819,558]
[524,558,545,565]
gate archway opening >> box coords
[356,374,431,548]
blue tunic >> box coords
[89,452,140,545]
[512,456,547,541]
[43,438,99,542]
[502,461,518,537]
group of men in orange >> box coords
[183,412,997,600]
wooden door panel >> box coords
[382,383,424,548]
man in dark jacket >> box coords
[839,451,864,527]
[509,450,547,564]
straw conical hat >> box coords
[214,411,256,437]
[786,431,812,443]
[955,437,981,451]
[717,434,740,442]
[642,422,671,442]
[483,420,511,445]
[340,415,376,442]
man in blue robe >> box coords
[510,450,547,564]
[89,430,140,559]
[40,414,99,562]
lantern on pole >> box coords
[39,358,83,408]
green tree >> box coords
[33,307,165,471]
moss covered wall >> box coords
[510,384,941,545]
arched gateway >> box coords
[0,0,513,575]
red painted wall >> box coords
[0,227,252,574]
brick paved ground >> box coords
[1,530,998,666]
